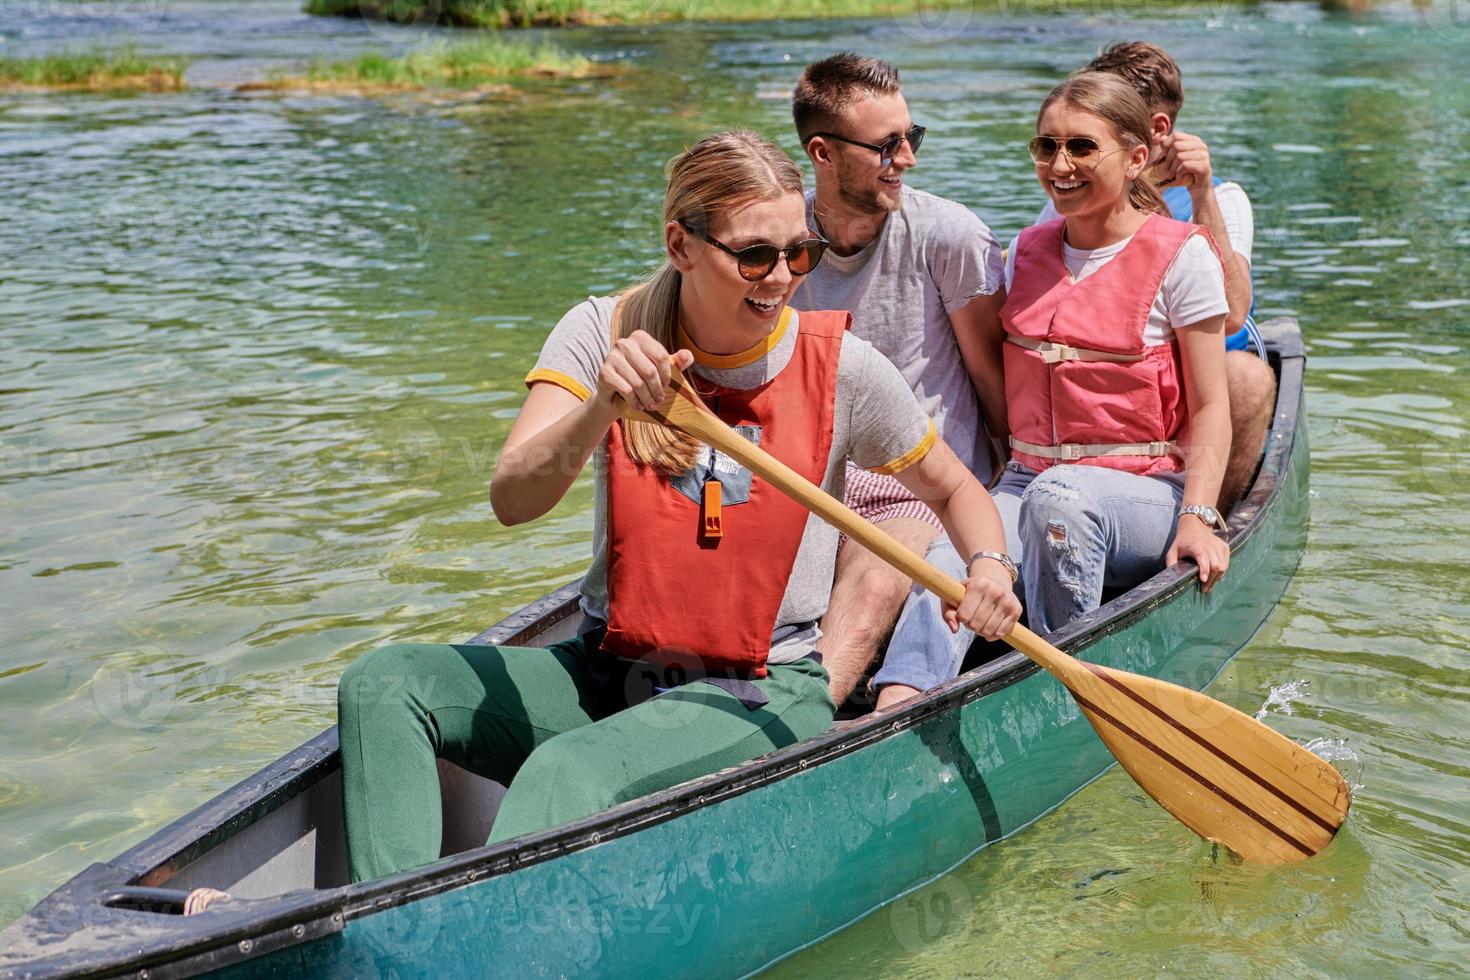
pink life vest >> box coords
[1000,214,1221,477]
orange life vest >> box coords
[602,309,847,678]
[1000,214,1221,477]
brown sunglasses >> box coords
[678,220,829,282]
[1028,135,1131,168]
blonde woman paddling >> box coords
[321,131,1021,883]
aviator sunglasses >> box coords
[677,220,829,282]
[803,124,927,169]
[1028,135,1131,168]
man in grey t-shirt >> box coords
[790,53,1008,708]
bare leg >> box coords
[818,517,942,705]
[874,682,921,712]
[1219,351,1278,514]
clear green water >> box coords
[2,1,1467,972]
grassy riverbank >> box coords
[0,47,189,91]
[255,37,594,92]
[303,0,990,28]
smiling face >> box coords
[1035,101,1150,220]
[824,92,916,215]
[667,191,813,353]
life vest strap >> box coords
[1009,435,1181,462]
[1005,334,1145,364]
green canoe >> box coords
[0,319,1310,979]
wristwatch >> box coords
[1178,504,1227,533]
[969,550,1018,583]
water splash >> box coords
[1255,678,1312,720]
[1304,737,1365,792]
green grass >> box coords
[0,46,189,89]
[304,0,590,28]
[268,37,591,89]
[304,0,1217,28]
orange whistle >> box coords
[702,479,723,538]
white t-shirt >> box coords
[1003,230,1228,346]
[1037,181,1254,264]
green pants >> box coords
[338,633,834,883]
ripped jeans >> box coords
[991,462,1185,634]
[875,462,1185,695]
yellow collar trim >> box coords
[677,306,792,369]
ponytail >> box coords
[611,264,702,476]
[1128,170,1169,217]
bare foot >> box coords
[183,888,232,915]
[874,683,920,712]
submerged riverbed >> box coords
[2,0,1467,972]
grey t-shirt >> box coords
[526,297,934,664]
[790,186,1004,479]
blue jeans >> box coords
[992,462,1184,634]
[876,462,1185,693]
[872,536,976,693]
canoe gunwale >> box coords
[3,319,1307,980]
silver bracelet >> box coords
[969,550,1018,583]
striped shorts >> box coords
[843,462,944,529]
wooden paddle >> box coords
[618,369,1351,864]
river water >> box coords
[2,0,1467,972]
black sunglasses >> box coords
[804,124,926,168]
[677,220,828,282]
[1028,135,1129,168]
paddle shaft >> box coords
[647,384,1085,687]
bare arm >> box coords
[490,384,615,526]
[1160,132,1253,333]
[892,437,1020,639]
[1167,315,1232,589]
[1188,190,1253,333]
[490,332,694,526]
[948,288,1010,460]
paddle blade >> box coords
[1067,661,1351,863]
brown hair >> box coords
[1038,72,1168,217]
[614,130,804,475]
[1082,41,1184,123]
[792,52,901,144]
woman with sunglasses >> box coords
[879,73,1231,696]
[326,130,1019,884]
[995,71,1231,630]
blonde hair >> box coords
[1039,72,1168,217]
[614,130,804,475]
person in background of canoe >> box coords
[788,53,1009,712]
[1037,42,1276,515]
[874,73,1232,707]
[317,131,1020,884]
